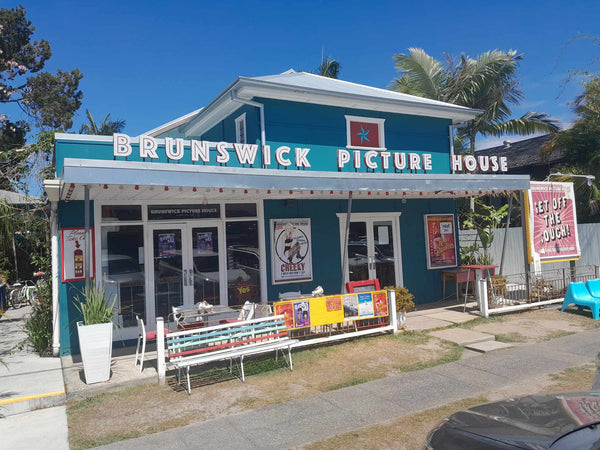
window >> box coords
[345,115,386,151]
[101,205,142,222]
[101,225,145,327]
[226,221,260,306]
[235,113,247,144]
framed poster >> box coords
[61,227,95,282]
[270,218,313,284]
[424,214,457,270]
[525,181,581,263]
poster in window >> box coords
[270,218,313,284]
[195,232,214,253]
[525,181,581,263]
[61,227,95,282]
[424,214,457,269]
[158,233,176,257]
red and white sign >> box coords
[424,214,458,269]
[526,181,580,263]
[61,227,95,282]
[345,116,385,150]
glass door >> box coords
[343,215,401,289]
[190,225,221,305]
[151,226,186,320]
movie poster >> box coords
[158,233,176,257]
[424,214,457,269]
[293,300,310,328]
[274,303,294,329]
[271,218,313,284]
[343,294,359,319]
[358,293,374,318]
[195,231,213,253]
[526,181,580,263]
[373,291,389,317]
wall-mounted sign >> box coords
[61,227,95,282]
[148,204,220,220]
[270,218,313,284]
[112,133,509,174]
[525,181,580,264]
[424,214,457,270]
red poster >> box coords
[424,215,457,269]
[527,182,580,262]
[274,303,294,329]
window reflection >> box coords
[101,225,145,327]
[226,221,260,306]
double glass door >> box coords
[150,223,223,321]
[343,215,402,289]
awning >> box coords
[55,158,530,201]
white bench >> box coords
[159,315,297,394]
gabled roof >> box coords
[476,135,569,170]
[144,108,203,137]
[146,70,482,138]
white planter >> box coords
[77,321,113,384]
[398,312,407,328]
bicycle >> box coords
[8,280,37,309]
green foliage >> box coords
[0,6,83,189]
[25,287,52,356]
[74,283,117,325]
[391,48,559,154]
[461,198,508,264]
[79,110,126,135]
[315,57,341,79]
[384,285,416,313]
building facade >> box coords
[45,70,529,355]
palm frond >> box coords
[482,112,561,136]
[391,48,446,100]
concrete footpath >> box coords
[0,307,69,449]
[99,327,600,450]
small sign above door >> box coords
[148,204,220,220]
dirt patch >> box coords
[67,333,459,449]
[467,308,597,343]
[303,364,597,450]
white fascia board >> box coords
[55,133,113,142]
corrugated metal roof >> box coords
[251,70,474,112]
[0,190,42,204]
[476,135,569,170]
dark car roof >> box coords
[438,392,600,449]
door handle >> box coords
[183,269,188,286]
[188,270,193,287]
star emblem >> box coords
[356,126,370,144]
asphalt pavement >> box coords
[97,327,600,450]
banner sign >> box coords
[525,181,580,263]
[61,227,95,282]
[273,290,388,330]
[270,218,313,284]
[424,214,458,269]
[148,204,220,220]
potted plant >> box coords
[74,283,117,384]
[385,285,415,327]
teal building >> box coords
[45,70,529,355]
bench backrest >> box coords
[165,315,287,362]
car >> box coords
[425,391,600,449]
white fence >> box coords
[459,223,600,276]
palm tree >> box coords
[316,57,341,79]
[391,48,560,154]
[79,110,126,135]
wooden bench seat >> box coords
[163,315,297,394]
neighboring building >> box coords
[476,134,570,181]
[44,70,529,355]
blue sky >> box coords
[5,0,600,151]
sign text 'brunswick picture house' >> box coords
[45,70,532,356]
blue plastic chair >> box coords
[561,281,600,320]
[586,279,600,299]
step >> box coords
[429,328,495,346]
